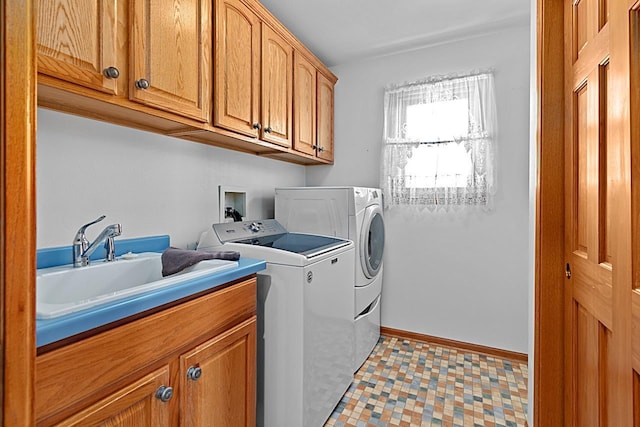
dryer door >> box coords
[360,205,385,279]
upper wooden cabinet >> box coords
[293,53,317,156]
[293,53,334,162]
[260,25,293,148]
[214,0,293,148]
[317,72,335,162]
[213,0,261,138]
[36,0,122,95]
[36,0,337,164]
[37,0,211,122]
[130,0,211,122]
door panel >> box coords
[317,73,334,162]
[574,303,608,426]
[599,63,611,266]
[573,0,590,56]
[261,25,292,148]
[631,291,640,371]
[130,0,211,121]
[574,83,588,255]
[57,367,171,426]
[37,0,120,94]
[180,317,256,427]
[213,0,261,137]
[293,53,317,156]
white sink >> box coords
[37,252,238,319]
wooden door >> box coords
[317,72,334,162]
[261,25,292,148]
[130,0,211,122]
[180,317,256,427]
[293,52,317,156]
[36,0,121,95]
[213,0,261,138]
[56,367,172,426]
[563,0,638,424]
[564,0,611,423]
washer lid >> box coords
[236,233,350,257]
[213,219,351,258]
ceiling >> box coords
[258,0,531,67]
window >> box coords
[380,71,497,212]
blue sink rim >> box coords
[36,235,266,348]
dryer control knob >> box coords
[249,222,261,232]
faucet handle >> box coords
[74,215,106,242]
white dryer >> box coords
[275,186,385,371]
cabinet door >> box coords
[37,0,121,95]
[56,366,171,426]
[261,25,293,148]
[130,0,211,122]
[317,72,335,162]
[293,52,317,156]
[180,317,256,427]
[214,0,261,138]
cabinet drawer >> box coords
[36,277,256,425]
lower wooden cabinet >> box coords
[36,277,257,427]
[181,318,256,426]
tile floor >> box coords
[325,335,528,427]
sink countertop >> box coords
[36,236,266,348]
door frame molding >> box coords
[534,0,566,425]
[1,0,37,424]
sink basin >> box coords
[36,252,238,319]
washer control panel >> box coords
[212,219,287,243]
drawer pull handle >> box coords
[187,366,202,381]
[102,66,120,79]
[155,385,173,402]
[135,78,150,90]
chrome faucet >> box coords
[73,215,122,267]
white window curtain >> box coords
[380,71,497,212]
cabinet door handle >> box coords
[135,78,150,90]
[264,126,272,133]
[318,146,325,152]
[252,123,262,130]
[186,366,202,381]
[155,385,174,402]
[102,66,120,79]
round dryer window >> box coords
[360,205,385,278]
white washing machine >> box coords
[197,219,355,427]
[275,186,384,371]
